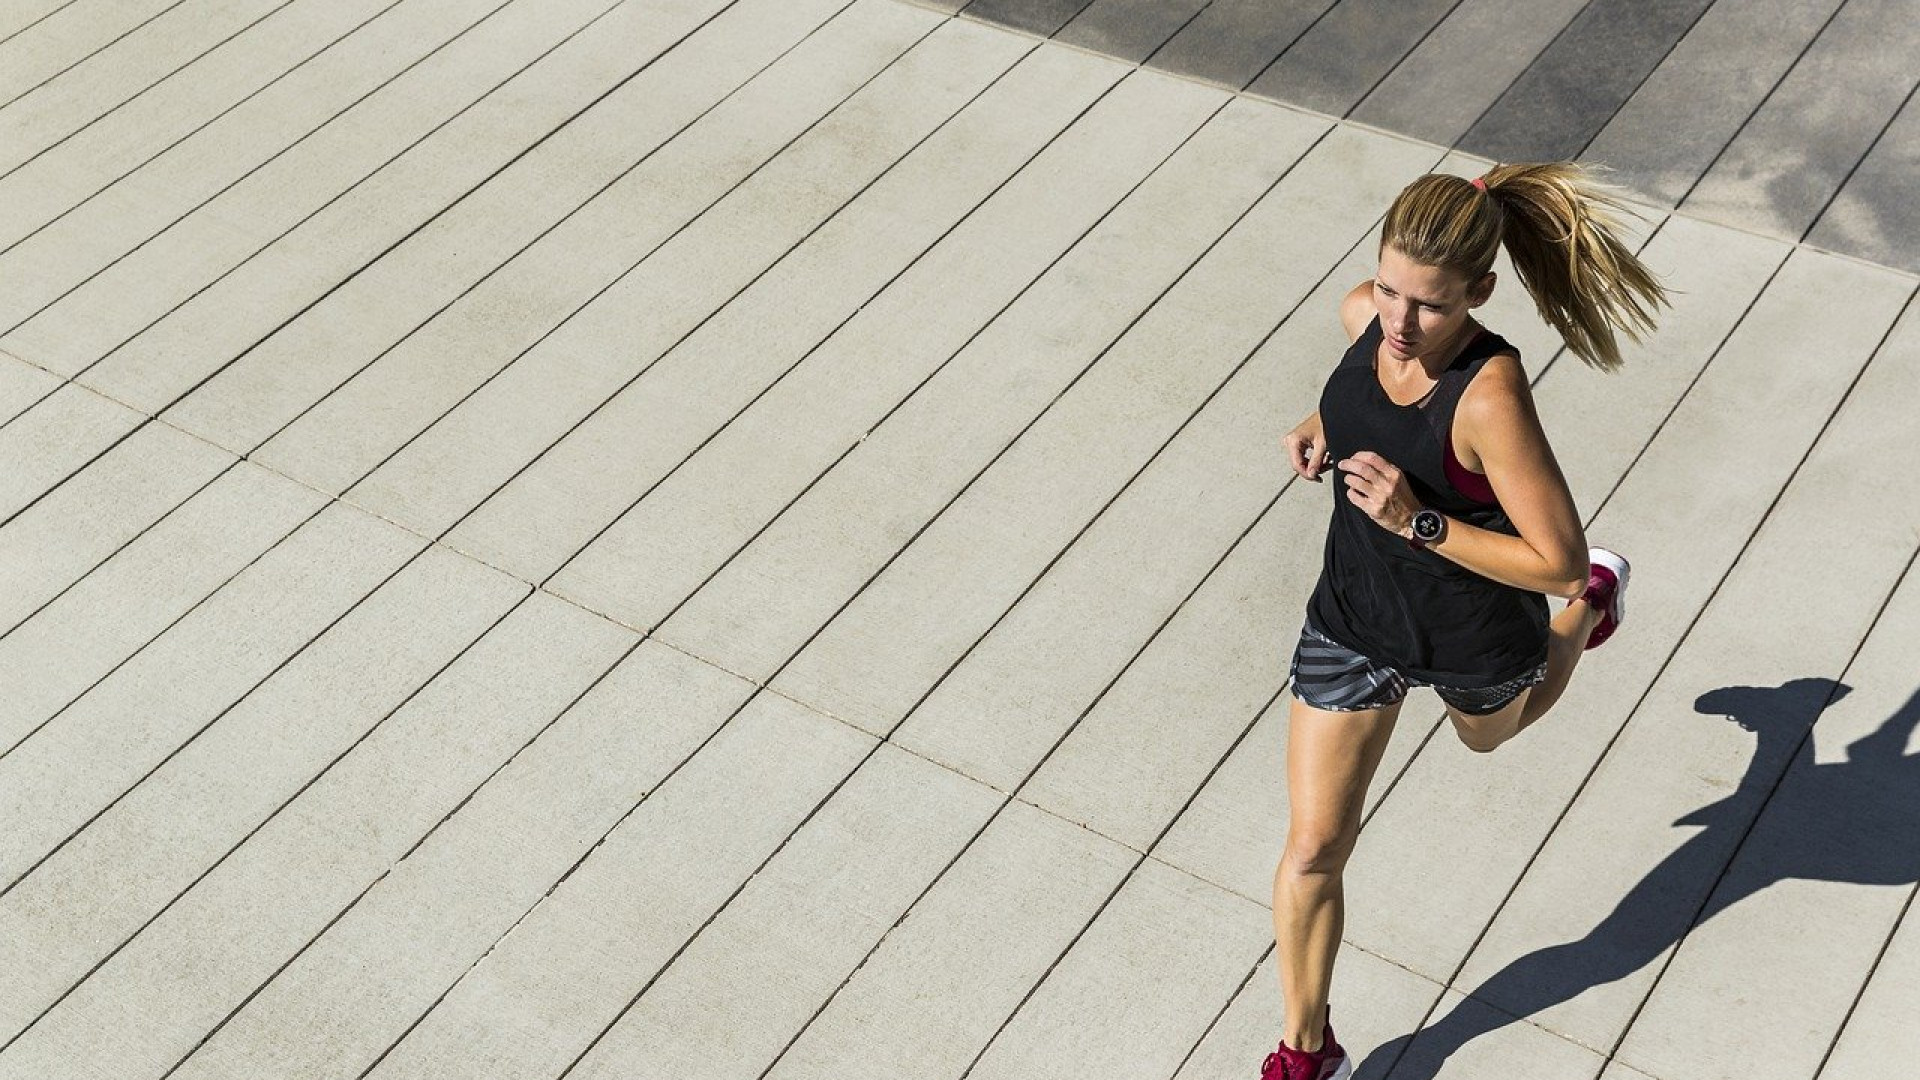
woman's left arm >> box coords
[1338,355,1590,598]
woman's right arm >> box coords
[1284,412,1327,481]
[1285,280,1374,482]
[1339,277,1375,341]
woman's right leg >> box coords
[1274,694,1401,1051]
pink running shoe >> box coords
[1583,547,1630,650]
[1260,1021,1351,1080]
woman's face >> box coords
[1373,245,1492,363]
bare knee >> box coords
[1280,828,1357,879]
[1449,712,1512,754]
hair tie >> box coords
[1471,176,1488,193]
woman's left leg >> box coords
[1276,696,1402,1049]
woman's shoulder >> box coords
[1457,348,1535,432]
[1339,279,1375,341]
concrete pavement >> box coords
[1,2,1915,1077]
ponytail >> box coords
[1381,164,1668,371]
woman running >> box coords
[1260,164,1668,1080]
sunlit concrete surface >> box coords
[0,2,1915,1078]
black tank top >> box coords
[1306,316,1549,687]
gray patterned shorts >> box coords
[1289,619,1546,717]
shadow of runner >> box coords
[1358,677,1920,1078]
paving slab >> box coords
[1246,0,1456,118]
[1598,1062,1662,1080]
[551,89,1297,648]
[1380,991,1608,1079]
[968,858,1270,1080]
[0,415,230,637]
[0,463,317,756]
[1467,303,1920,1076]
[160,640,757,1080]
[242,0,953,489]
[764,800,1137,1080]
[1459,0,1714,165]
[184,0,882,465]
[0,541,524,1050]
[1619,577,1920,1080]
[0,0,292,175]
[1583,0,1847,208]
[0,501,427,895]
[748,126,1436,713]
[0,0,514,310]
[64,0,719,413]
[0,382,142,523]
[748,220,1367,1080]
[890,246,1361,796]
[887,495,1287,806]
[1153,689,1295,908]
[437,41,1112,580]
[1172,947,1439,1080]
[0,428,234,737]
[1525,215,1782,515]
[0,0,399,232]
[1808,85,1920,276]
[1682,0,1920,241]
[1144,0,1331,91]
[0,0,623,374]
[0,590,628,1080]
[1055,0,1208,64]
[961,0,1920,279]
[0,351,58,424]
[1349,0,1587,148]
[0,0,176,103]
[343,13,1029,542]
[1823,876,1920,1076]
[0,0,75,43]
[359,692,874,1080]
[1015,475,1302,852]
[960,0,1085,38]
[563,745,1000,1080]
[645,68,1239,681]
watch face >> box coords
[1414,511,1443,541]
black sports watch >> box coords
[1409,508,1446,549]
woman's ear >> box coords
[1469,271,1497,307]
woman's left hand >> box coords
[1338,451,1420,537]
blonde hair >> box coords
[1380,163,1668,371]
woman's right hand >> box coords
[1284,413,1329,482]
